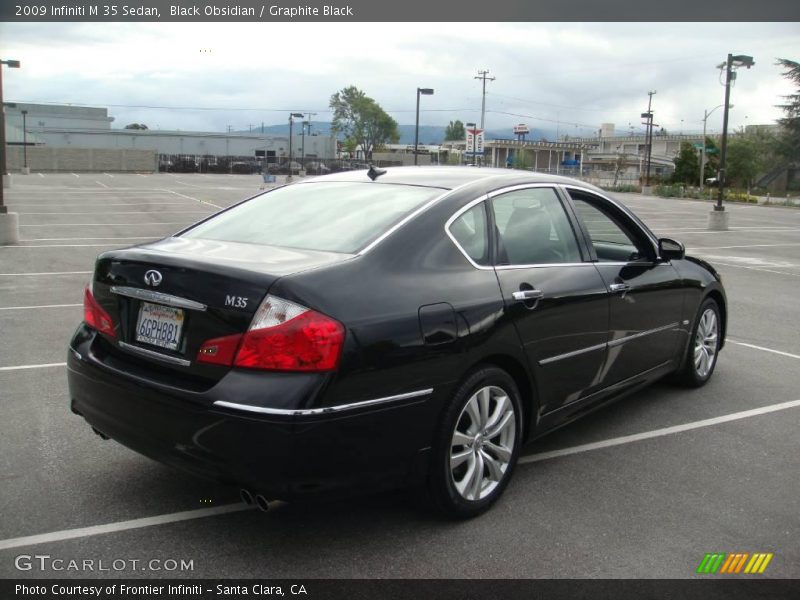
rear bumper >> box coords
[67,326,435,500]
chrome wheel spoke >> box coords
[484,440,512,462]
[452,431,472,448]
[450,448,472,470]
[485,410,513,440]
[481,449,504,482]
[484,394,509,431]
[465,397,481,433]
[468,451,484,500]
[477,387,491,428]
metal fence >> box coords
[157,154,407,175]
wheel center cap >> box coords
[473,434,484,449]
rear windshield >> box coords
[182,182,443,253]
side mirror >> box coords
[658,238,685,261]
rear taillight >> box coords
[83,285,116,339]
[196,295,344,372]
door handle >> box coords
[512,289,544,302]
[609,282,630,293]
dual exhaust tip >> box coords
[240,488,270,513]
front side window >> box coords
[491,187,582,265]
[183,182,443,254]
[569,193,652,262]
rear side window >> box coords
[448,203,490,266]
[183,182,442,253]
[491,187,582,265]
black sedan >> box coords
[68,167,726,518]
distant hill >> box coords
[236,123,557,144]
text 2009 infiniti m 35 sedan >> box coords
[68,167,725,517]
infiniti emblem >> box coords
[144,270,163,287]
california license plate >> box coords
[135,302,184,351]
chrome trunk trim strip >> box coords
[213,388,434,416]
[110,286,207,311]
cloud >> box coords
[0,21,797,136]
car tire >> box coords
[425,366,524,518]
[673,297,721,388]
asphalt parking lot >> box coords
[0,172,798,579]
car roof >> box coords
[301,165,606,193]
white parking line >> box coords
[0,398,797,550]
[665,227,800,234]
[0,304,81,311]
[703,260,800,277]
[0,362,66,372]
[18,211,212,215]
[519,398,800,464]
[162,189,224,210]
[18,222,190,227]
[104,173,115,178]
[37,173,44,178]
[23,237,155,242]
[729,340,800,360]
[95,181,109,189]
[71,173,79,178]
[0,504,253,551]
[0,271,91,276]
[2,244,139,248]
[689,243,800,250]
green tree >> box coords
[671,141,699,184]
[512,150,531,170]
[444,120,465,141]
[124,123,148,130]
[329,86,399,160]
[775,58,800,163]
[702,137,720,182]
[726,128,776,192]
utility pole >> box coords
[475,70,495,166]
[641,91,656,187]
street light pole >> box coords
[0,59,21,216]
[699,104,728,192]
[301,121,308,170]
[708,53,754,230]
[414,88,434,166]
[287,112,304,182]
[21,109,28,173]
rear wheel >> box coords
[674,298,721,387]
[426,366,523,518]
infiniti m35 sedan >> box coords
[68,167,725,517]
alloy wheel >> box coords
[449,385,516,501]
[694,308,719,378]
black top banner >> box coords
[2,0,800,22]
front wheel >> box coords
[426,366,523,518]
[673,298,721,387]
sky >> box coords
[1,21,798,139]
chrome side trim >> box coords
[495,262,596,270]
[213,388,434,416]
[607,322,680,348]
[539,342,607,366]
[110,286,207,311]
[118,341,192,367]
[538,322,681,366]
